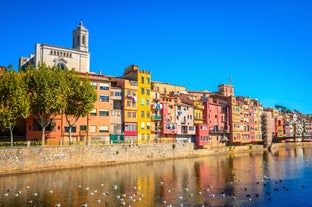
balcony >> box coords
[152,115,162,120]
[152,127,162,132]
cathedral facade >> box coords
[19,20,90,72]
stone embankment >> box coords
[1,142,310,175]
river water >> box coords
[0,147,312,207]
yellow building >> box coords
[123,65,151,143]
[193,100,204,124]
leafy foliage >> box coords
[25,64,67,145]
[63,70,97,144]
[0,69,30,147]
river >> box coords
[0,147,312,207]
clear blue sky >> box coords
[1,0,312,114]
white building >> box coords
[19,20,90,72]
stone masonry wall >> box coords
[0,143,265,175]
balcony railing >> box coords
[152,115,162,120]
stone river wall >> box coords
[0,143,267,175]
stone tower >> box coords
[72,20,89,52]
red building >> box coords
[195,123,209,147]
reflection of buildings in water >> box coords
[1,150,310,206]
[270,148,310,181]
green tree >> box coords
[0,68,30,147]
[25,64,67,145]
[275,104,292,114]
[63,70,96,144]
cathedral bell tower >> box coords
[72,20,89,52]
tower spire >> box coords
[72,19,88,52]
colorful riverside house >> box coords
[239,96,252,144]
[266,108,284,139]
[150,82,162,142]
[304,120,312,138]
[174,99,196,143]
[249,100,255,142]
[121,78,138,143]
[229,96,264,145]
[108,77,124,143]
[230,96,241,144]
[253,99,263,143]
[161,100,178,143]
[151,81,186,143]
[206,93,231,147]
[179,91,208,146]
[122,65,152,144]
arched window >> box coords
[76,36,80,45]
[82,35,85,45]
[56,63,66,70]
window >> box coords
[99,109,109,116]
[91,82,97,89]
[141,77,144,84]
[99,95,109,102]
[64,126,76,132]
[57,63,66,70]
[147,111,150,118]
[147,122,150,130]
[147,99,150,106]
[100,82,109,90]
[125,123,137,131]
[146,89,150,95]
[113,100,122,109]
[127,101,131,106]
[99,126,109,133]
[141,122,145,129]
[115,91,122,96]
[90,125,96,133]
[141,110,145,118]
[147,78,150,84]
[80,125,87,131]
[132,112,136,118]
[90,108,97,116]
[82,35,86,45]
[141,98,145,106]
[127,112,131,118]
[141,87,144,94]
[127,89,131,96]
